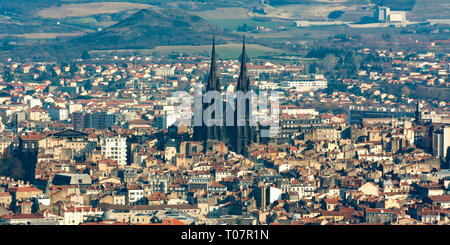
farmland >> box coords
[36,2,154,19]
[90,43,297,59]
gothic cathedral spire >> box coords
[206,36,219,92]
[194,36,221,144]
[237,36,250,92]
[233,36,255,156]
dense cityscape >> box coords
[0,1,449,227]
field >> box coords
[36,2,153,19]
[260,3,369,21]
[191,7,276,31]
[410,0,450,20]
[208,18,283,31]
[90,43,297,59]
[191,1,373,32]
[0,32,87,39]
[192,7,250,20]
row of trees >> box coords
[384,81,450,102]
[306,46,372,78]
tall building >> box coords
[72,112,90,131]
[101,136,127,166]
[445,127,450,161]
[194,37,258,156]
[73,112,115,131]
[48,106,68,121]
[194,37,223,144]
[231,36,257,156]
[433,127,450,160]
[257,181,267,211]
[375,6,390,22]
[374,6,406,23]
[415,99,422,125]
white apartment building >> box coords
[258,81,280,90]
[280,181,315,200]
[154,67,175,76]
[280,106,319,116]
[422,111,450,124]
[127,188,144,204]
[433,127,450,159]
[101,136,127,165]
[62,206,103,225]
[283,78,328,92]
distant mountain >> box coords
[7,7,231,61]
[70,7,219,50]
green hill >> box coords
[7,7,231,61]
[71,7,219,50]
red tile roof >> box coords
[8,187,42,193]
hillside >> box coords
[72,7,218,50]
[6,7,229,61]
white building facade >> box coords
[101,136,127,165]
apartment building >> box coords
[101,136,127,166]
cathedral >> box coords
[193,37,259,156]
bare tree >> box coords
[323,54,338,73]
[352,54,362,71]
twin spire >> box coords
[201,36,254,156]
[206,36,249,92]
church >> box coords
[193,37,259,157]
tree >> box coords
[237,23,253,32]
[84,79,92,91]
[81,50,91,60]
[70,63,78,75]
[352,53,362,71]
[309,62,318,74]
[3,68,13,82]
[401,86,411,98]
[50,66,58,78]
[328,10,344,19]
[259,72,269,80]
[323,54,338,73]
[303,62,310,74]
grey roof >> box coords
[97,203,198,211]
[52,173,92,185]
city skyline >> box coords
[0,0,449,229]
